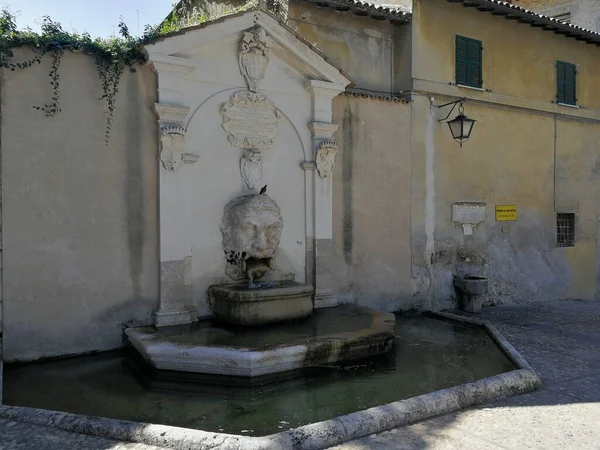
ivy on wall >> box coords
[0,1,281,144]
[0,10,161,144]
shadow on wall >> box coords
[125,71,146,302]
[417,220,573,312]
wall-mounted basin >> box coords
[454,275,489,313]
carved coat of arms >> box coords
[316,141,338,178]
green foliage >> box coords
[0,9,152,143]
[0,2,262,144]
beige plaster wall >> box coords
[409,0,600,308]
[410,94,600,309]
[288,3,396,91]
[1,49,159,361]
[412,0,600,111]
[394,22,413,92]
[332,94,413,311]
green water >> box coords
[4,313,515,436]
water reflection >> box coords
[4,313,515,436]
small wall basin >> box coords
[454,275,489,313]
[454,276,489,296]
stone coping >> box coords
[125,305,395,377]
[0,314,541,450]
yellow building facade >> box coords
[409,0,600,307]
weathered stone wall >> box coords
[1,49,159,361]
[287,2,397,91]
[332,94,413,311]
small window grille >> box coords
[557,213,575,247]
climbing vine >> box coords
[0,2,268,144]
[0,10,156,143]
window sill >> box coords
[557,102,579,109]
[456,84,485,92]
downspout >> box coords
[0,68,4,404]
[553,115,557,212]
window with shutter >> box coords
[556,61,577,106]
[456,35,482,88]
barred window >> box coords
[557,213,575,247]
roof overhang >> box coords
[296,0,412,24]
[447,0,600,46]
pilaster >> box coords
[306,80,345,308]
[153,103,198,328]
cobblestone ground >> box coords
[331,299,600,449]
[2,299,600,449]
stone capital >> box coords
[305,80,347,100]
[308,122,338,139]
[300,161,316,171]
[153,103,190,128]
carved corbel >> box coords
[160,126,185,172]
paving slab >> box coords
[0,418,166,450]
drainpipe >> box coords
[553,115,557,212]
[0,70,4,404]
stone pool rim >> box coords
[0,312,541,450]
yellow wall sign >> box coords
[496,205,517,221]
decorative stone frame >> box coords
[146,10,351,327]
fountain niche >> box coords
[124,21,395,390]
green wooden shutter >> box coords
[557,61,577,105]
[456,36,468,86]
[456,36,482,88]
[564,63,576,105]
[468,38,482,88]
[556,61,565,104]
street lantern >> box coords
[446,104,475,148]
[434,98,476,148]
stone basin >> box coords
[209,280,314,326]
[454,275,489,296]
[454,275,489,313]
[125,305,396,391]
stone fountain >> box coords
[210,191,314,326]
[125,190,395,389]
[124,22,396,391]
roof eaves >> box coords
[298,0,412,23]
[345,87,411,103]
[449,0,600,46]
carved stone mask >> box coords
[220,194,283,261]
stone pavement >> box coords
[331,299,600,450]
[0,417,167,450]
[1,299,600,449]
